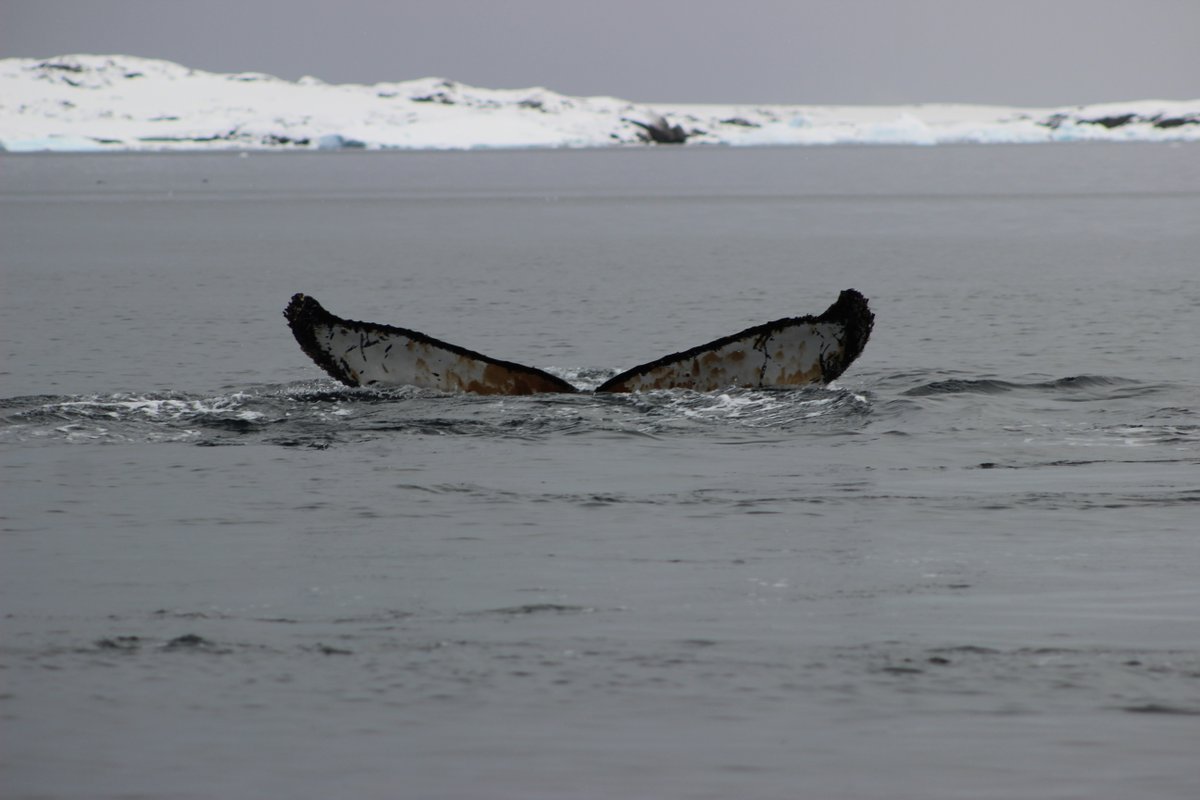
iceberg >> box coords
[1,55,1197,152]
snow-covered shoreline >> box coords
[2,54,1198,153]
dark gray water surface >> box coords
[2,145,1198,799]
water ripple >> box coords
[0,380,872,447]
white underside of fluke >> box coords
[305,317,574,395]
[594,322,846,392]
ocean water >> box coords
[1,145,1198,800]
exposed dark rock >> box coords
[1039,110,1198,132]
[411,80,460,105]
[262,133,311,147]
[40,61,84,73]
[625,114,688,144]
[1084,113,1136,129]
[1153,116,1197,129]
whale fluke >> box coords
[594,289,874,392]
[284,294,578,395]
[284,290,873,395]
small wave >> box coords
[615,385,871,432]
[1120,704,1200,716]
[902,377,1019,396]
[0,385,353,446]
[0,380,873,447]
[901,374,1156,398]
[468,604,598,617]
[1059,423,1200,448]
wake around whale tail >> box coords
[284,290,874,395]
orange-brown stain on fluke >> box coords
[777,364,824,385]
[460,362,565,396]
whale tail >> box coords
[285,290,873,395]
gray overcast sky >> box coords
[3,0,1198,105]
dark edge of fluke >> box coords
[593,289,874,392]
[283,293,579,393]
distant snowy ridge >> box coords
[2,54,1198,152]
